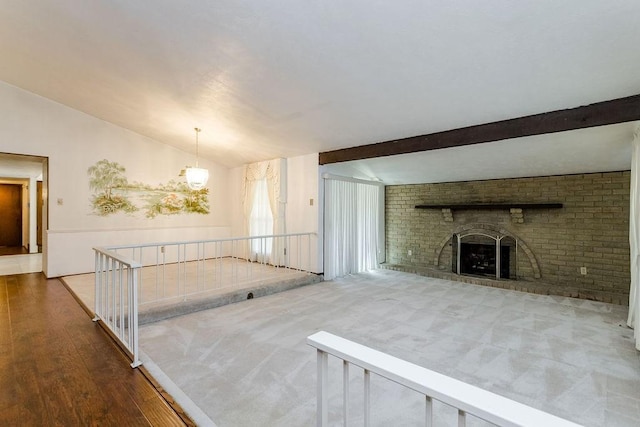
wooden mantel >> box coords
[415,203,563,223]
[414,203,563,210]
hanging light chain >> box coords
[194,127,201,167]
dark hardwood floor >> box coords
[0,273,192,426]
[0,246,28,256]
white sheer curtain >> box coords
[324,178,381,280]
[243,159,286,264]
[249,178,273,262]
[628,130,640,351]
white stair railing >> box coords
[92,232,316,368]
[93,247,142,368]
[105,232,316,307]
[307,331,582,427]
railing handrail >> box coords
[102,232,317,251]
[307,331,581,427]
[93,246,142,268]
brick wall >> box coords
[385,171,630,303]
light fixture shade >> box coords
[185,167,209,190]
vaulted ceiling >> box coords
[1,1,639,182]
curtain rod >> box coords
[321,173,385,186]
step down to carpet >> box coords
[139,273,323,325]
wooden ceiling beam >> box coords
[319,94,640,165]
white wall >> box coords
[229,166,244,237]
[286,153,319,234]
[286,153,321,273]
[0,81,232,276]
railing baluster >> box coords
[194,242,199,292]
[137,251,143,306]
[162,245,166,298]
[182,243,187,300]
[286,235,291,269]
[248,239,252,280]
[100,254,106,319]
[308,233,311,272]
[205,242,208,289]
[298,236,301,272]
[174,245,178,298]
[219,241,222,287]
[128,266,134,350]
[104,259,109,321]
[343,360,349,426]
[317,349,328,427]
[233,240,237,283]
[293,234,297,271]
[119,264,124,337]
[129,266,141,367]
[364,369,370,427]
[458,409,466,427]
[202,242,206,290]
[113,261,124,339]
[278,235,281,268]
[155,245,159,301]
[218,245,224,285]
[425,396,432,427]
[93,252,100,321]
[111,258,116,329]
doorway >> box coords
[0,153,47,275]
[0,183,22,250]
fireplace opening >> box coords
[460,243,510,278]
[452,232,516,280]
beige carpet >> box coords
[138,269,639,426]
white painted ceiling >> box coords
[1,1,639,182]
[325,123,635,184]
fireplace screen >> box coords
[452,232,516,279]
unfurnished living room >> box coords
[1,2,640,426]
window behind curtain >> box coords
[249,178,273,261]
[324,179,381,279]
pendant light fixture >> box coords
[185,127,209,190]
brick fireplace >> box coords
[384,171,631,304]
